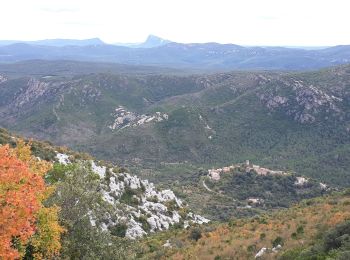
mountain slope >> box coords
[0,128,209,239]
[138,190,350,259]
[0,64,350,187]
[0,128,214,259]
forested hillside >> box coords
[1,64,350,186]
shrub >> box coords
[46,163,77,183]
[137,215,151,232]
[272,236,284,247]
[247,244,256,252]
[110,223,127,238]
[323,221,350,252]
[189,228,202,241]
[297,225,304,234]
[120,187,140,206]
[279,248,304,260]
[149,196,159,203]
[228,219,237,227]
[164,199,179,211]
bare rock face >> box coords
[97,170,209,239]
[79,84,102,103]
[13,78,50,109]
[109,106,168,130]
[258,78,345,124]
[265,96,289,109]
[56,154,210,240]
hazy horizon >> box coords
[0,34,336,48]
[1,0,350,47]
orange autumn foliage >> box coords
[0,141,63,259]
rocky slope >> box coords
[54,153,209,239]
[257,75,346,124]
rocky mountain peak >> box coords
[140,35,171,48]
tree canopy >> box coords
[0,141,64,259]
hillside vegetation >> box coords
[0,127,349,259]
[1,64,350,187]
[138,191,350,259]
[134,162,331,221]
[0,131,211,259]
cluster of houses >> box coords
[208,165,236,180]
[208,160,288,181]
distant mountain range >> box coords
[0,35,170,48]
[0,35,349,70]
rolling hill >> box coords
[0,62,350,188]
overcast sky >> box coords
[1,0,349,46]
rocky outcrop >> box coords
[56,152,70,165]
[98,170,209,239]
[255,245,282,258]
[56,154,209,239]
[109,106,168,130]
[12,78,50,109]
[258,78,345,124]
[294,176,308,186]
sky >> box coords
[1,0,349,46]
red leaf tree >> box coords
[0,142,62,259]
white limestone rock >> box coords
[295,176,308,186]
[55,159,211,239]
[320,182,327,190]
[187,212,210,224]
[109,106,168,130]
[56,153,70,165]
[91,161,106,178]
[272,244,282,252]
[163,240,172,248]
[125,219,147,239]
[255,247,267,258]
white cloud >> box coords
[0,0,349,46]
